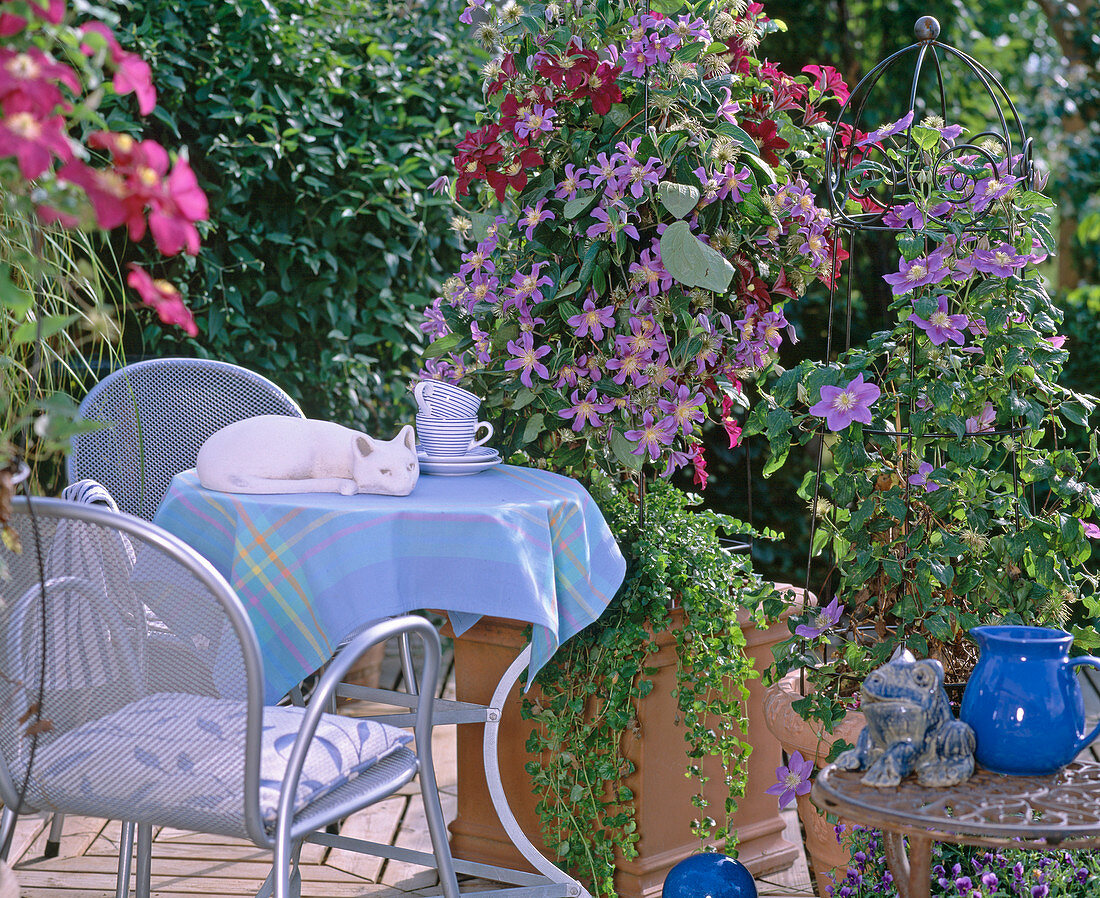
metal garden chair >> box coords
[68,357,304,522]
[0,497,460,898]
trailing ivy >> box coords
[522,474,781,898]
[103,0,484,427]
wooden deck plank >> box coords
[324,795,406,883]
[5,814,48,865]
[380,792,457,892]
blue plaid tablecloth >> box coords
[153,466,626,704]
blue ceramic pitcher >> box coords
[960,625,1100,775]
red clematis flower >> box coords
[572,61,622,115]
[126,264,198,336]
[771,268,799,301]
[487,52,518,96]
[486,146,543,202]
[741,118,789,165]
[454,123,504,196]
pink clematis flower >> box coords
[0,46,80,113]
[126,264,198,336]
[0,101,72,178]
[80,22,157,115]
[809,373,881,432]
[965,402,996,434]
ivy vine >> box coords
[521,473,782,898]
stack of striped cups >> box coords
[413,381,494,458]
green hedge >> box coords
[106,0,484,428]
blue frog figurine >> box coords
[836,650,976,787]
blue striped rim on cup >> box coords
[415,413,493,457]
[414,380,482,418]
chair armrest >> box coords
[271,616,443,827]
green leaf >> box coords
[716,123,760,155]
[609,427,644,471]
[0,265,31,315]
[564,192,601,221]
[12,314,77,346]
[659,220,734,294]
[522,412,545,444]
[657,181,700,220]
[421,332,462,359]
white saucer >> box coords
[417,446,502,475]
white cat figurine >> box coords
[196,416,419,496]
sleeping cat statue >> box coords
[196,416,419,496]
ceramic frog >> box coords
[835,650,976,787]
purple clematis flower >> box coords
[504,332,551,387]
[909,295,969,346]
[971,243,1029,278]
[765,750,814,809]
[520,199,555,240]
[557,388,613,431]
[965,402,996,434]
[883,248,951,294]
[907,461,941,492]
[856,110,914,148]
[1082,520,1100,539]
[794,597,843,638]
[623,411,674,461]
[809,373,881,431]
[566,294,616,341]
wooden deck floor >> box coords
[4,640,814,898]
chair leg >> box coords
[419,763,459,898]
[273,834,302,898]
[116,821,135,898]
[399,632,420,695]
[134,823,152,898]
[44,812,64,858]
[0,806,15,862]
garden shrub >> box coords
[104,0,485,428]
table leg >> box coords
[882,832,932,898]
[485,645,590,898]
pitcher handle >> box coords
[1071,656,1100,755]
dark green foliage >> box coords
[107,0,484,427]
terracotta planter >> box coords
[446,586,806,898]
[762,671,865,897]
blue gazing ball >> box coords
[662,853,758,898]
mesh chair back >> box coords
[68,358,304,520]
[0,498,266,840]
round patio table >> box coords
[812,759,1100,898]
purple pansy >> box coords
[909,295,969,346]
[765,750,814,809]
[794,597,843,638]
[809,373,881,432]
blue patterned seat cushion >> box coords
[32,693,412,829]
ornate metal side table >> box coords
[812,760,1100,898]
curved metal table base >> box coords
[332,643,590,898]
